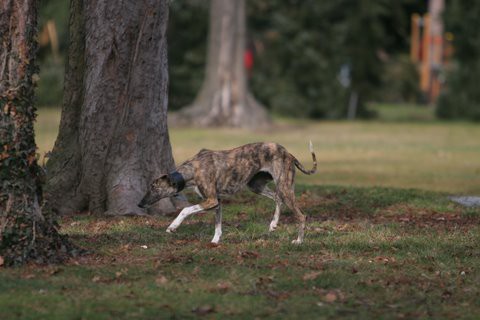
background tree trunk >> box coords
[172,0,270,129]
[0,0,72,266]
[46,0,181,216]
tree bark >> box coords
[172,0,270,129]
[0,0,73,266]
[46,0,181,216]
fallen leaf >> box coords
[140,245,148,249]
[92,276,102,283]
[192,305,215,316]
[155,275,168,286]
[266,290,290,300]
[239,251,259,259]
[323,292,337,303]
[213,281,231,294]
[303,271,322,281]
[0,256,4,266]
[374,256,396,264]
[256,276,274,287]
[46,267,62,276]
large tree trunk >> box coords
[46,0,181,216]
[0,0,73,266]
[172,0,270,129]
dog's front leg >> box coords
[166,198,219,234]
[211,202,222,244]
[166,204,204,233]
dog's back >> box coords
[185,143,289,195]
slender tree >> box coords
[0,0,72,266]
[173,0,270,128]
[45,0,182,216]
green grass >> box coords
[36,108,480,194]
[370,103,437,122]
[1,186,479,319]
[2,109,479,318]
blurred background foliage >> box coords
[437,0,480,120]
[36,0,478,121]
[37,0,69,106]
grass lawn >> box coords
[1,187,479,319]
[2,107,478,319]
[35,107,480,194]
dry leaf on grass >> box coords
[212,281,231,294]
[303,271,322,281]
[46,267,62,276]
[323,292,338,303]
[239,251,259,259]
[192,305,215,316]
[155,275,168,286]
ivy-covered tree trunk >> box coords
[0,0,72,266]
[46,0,182,216]
[172,0,269,129]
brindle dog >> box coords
[138,142,317,244]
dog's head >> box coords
[138,174,178,208]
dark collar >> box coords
[168,171,186,193]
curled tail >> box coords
[294,141,317,175]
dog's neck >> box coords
[176,163,196,187]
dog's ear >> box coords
[161,174,175,187]
[153,174,169,186]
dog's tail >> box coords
[294,141,317,175]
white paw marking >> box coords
[291,239,303,245]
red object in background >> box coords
[244,49,254,71]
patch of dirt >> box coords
[298,190,480,230]
[374,204,480,230]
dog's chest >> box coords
[215,167,254,195]
[192,149,269,195]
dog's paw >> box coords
[166,227,176,233]
[269,224,277,232]
[291,239,303,245]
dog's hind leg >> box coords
[257,187,282,232]
[280,192,305,244]
[248,173,282,232]
[275,168,305,244]
[211,201,222,244]
[166,198,219,233]
[268,202,281,232]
